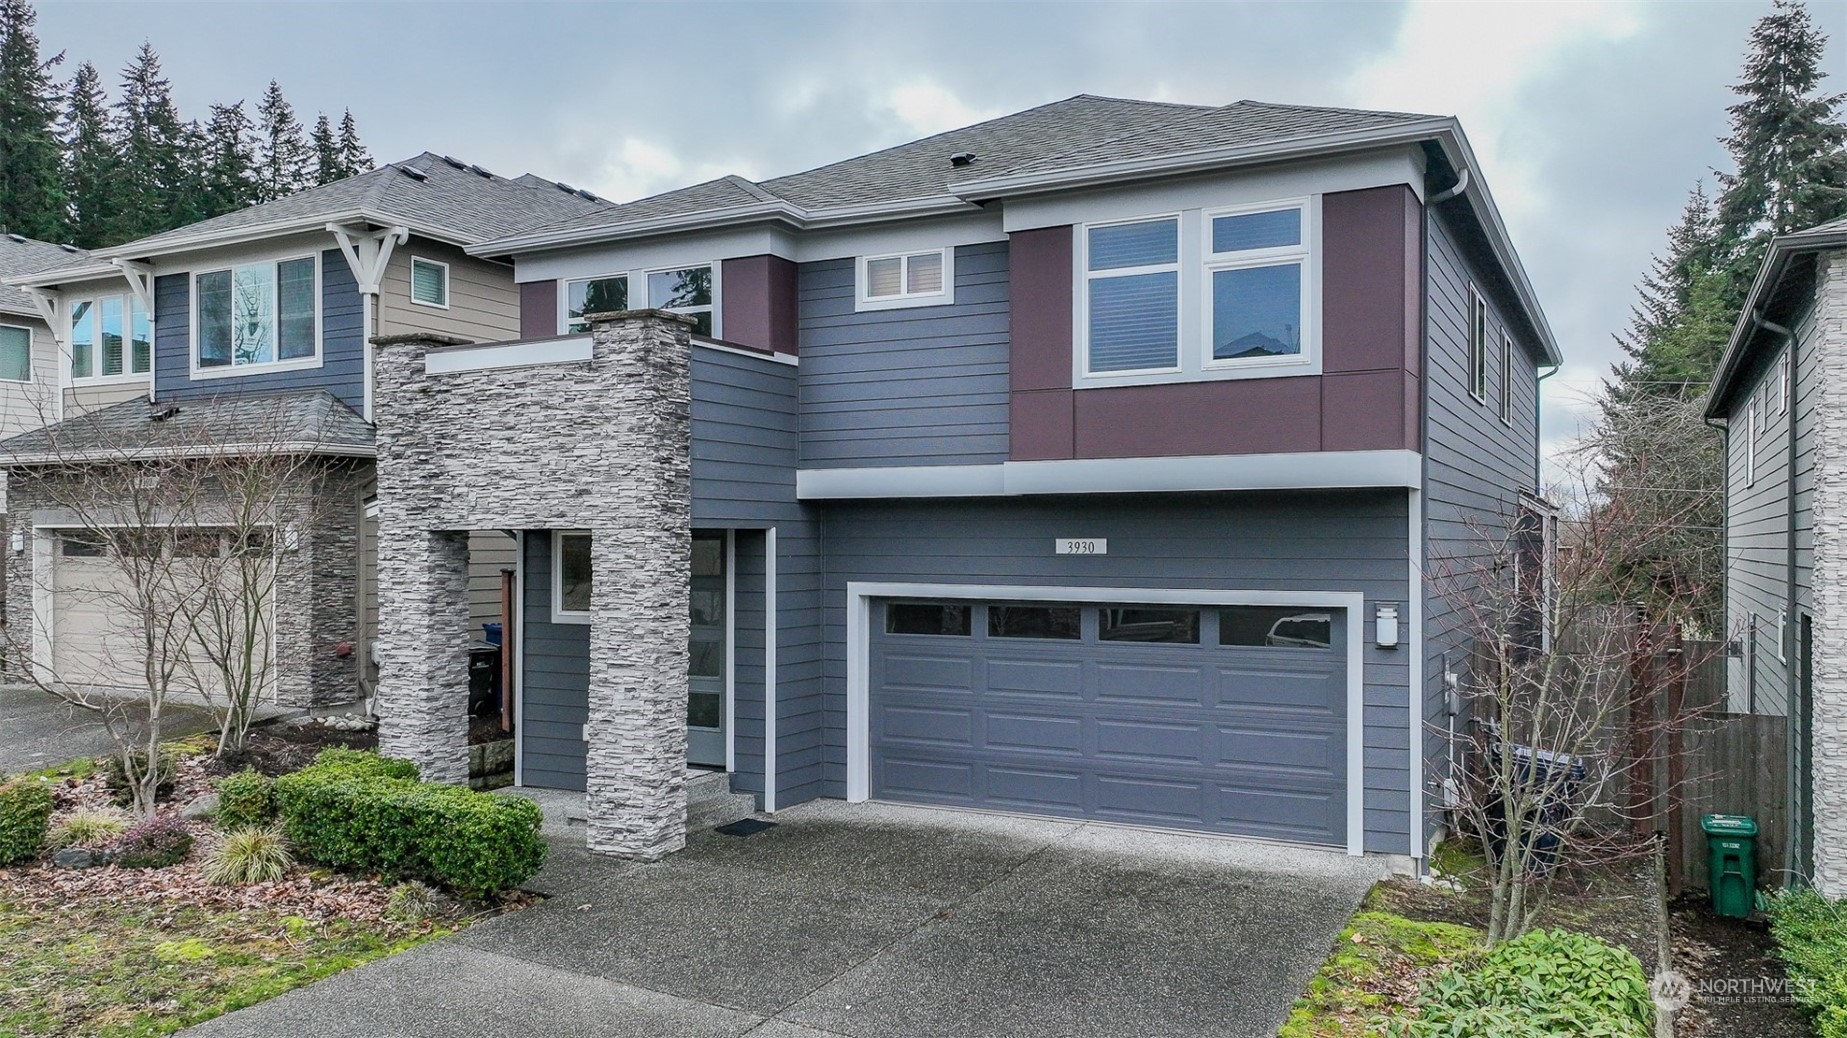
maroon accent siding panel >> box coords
[1010,389,1075,461]
[1320,370,1419,452]
[1322,185,1419,375]
[1073,379,1323,458]
[722,255,799,355]
[519,280,557,340]
[1009,227,1073,393]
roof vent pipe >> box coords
[950,152,977,167]
[1429,166,1470,205]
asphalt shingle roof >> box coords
[0,235,90,317]
[108,153,617,256]
[0,390,374,460]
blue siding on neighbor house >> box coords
[798,242,1011,468]
[152,249,365,413]
[815,491,1417,856]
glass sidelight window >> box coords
[688,531,727,739]
[552,531,592,622]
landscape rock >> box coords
[180,793,220,820]
[52,847,98,869]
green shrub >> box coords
[112,814,194,868]
[201,825,294,885]
[0,780,55,865]
[1767,889,1847,1038]
[274,752,540,898]
[215,770,277,829]
[1396,928,1653,1038]
[47,807,129,850]
[306,748,418,782]
[102,748,177,805]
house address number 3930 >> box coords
[1054,538,1107,555]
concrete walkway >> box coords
[184,800,1385,1038]
[0,684,215,774]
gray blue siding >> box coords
[798,242,1011,468]
[816,491,1415,855]
[153,249,366,414]
[520,532,589,791]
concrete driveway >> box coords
[0,684,214,774]
[184,801,1384,1038]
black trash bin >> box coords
[467,640,502,717]
[1481,725,1587,872]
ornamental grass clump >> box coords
[47,807,130,850]
[201,825,294,885]
[111,814,194,868]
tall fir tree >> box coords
[335,108,371,177]
[1606,184,1725,406]
[1715,0,1847,294]
[310,112,341,185]
[0,0,67,240]
[60,60,117,249]
[196,100,258,215]
[253,80,309,202]
[115,42,190,241]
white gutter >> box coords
[0,442,376,466]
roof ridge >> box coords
[1231,98,1444,122]
[977,101,1224,180]
[724,174,786,205]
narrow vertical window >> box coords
[1746,396,1757,486]
[1499,331,1515,425]
[1468,286,1489,403]
[69,300,94,379]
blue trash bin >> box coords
[483,622,503,646]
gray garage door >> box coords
[871,599,1348,846]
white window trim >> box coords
[189,251,325,381]
[560,272,631,334]
[1074,198,1323,389]
[0,321,35,384]
[551,529,591,625]
[558,262,722,340]
[1467,285,1489,404]
[66,292,153,384]
[643,261,720,339]
[1776,609,1789,665]
[854,247,955,312]
[408,256,450,310]
[1746,396,1757,487]
[1499,330,1515,426]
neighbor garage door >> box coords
[871,599,1348,846]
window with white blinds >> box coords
[410,257,448,308]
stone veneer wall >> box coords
[1810,248,1847,897]
[371,311,693,859]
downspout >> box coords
[1752,309,1804,885]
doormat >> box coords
[713,818,778,838]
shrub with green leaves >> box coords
[1767,889,1847,1038]
[274,750,540,898]
[0,780,55,865]
[201,825,294,885]
[1395,928,1653,1038]
[215,769,278,829]
[102,748,178,805]
[47,807,130,850]
[112,814,194,868]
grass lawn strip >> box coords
[1279,906,1484,1037]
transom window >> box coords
[0,324,31,383]
[410,257,449,308]
[565,275,628,333]
[69,293,152,380]
[195,257,318,370]
[1079,199,1316,385]
[857,248,954,310]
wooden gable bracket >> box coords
[327,223,410,296]
[24,288,63,345]
[110,259,156,314]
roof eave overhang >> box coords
[0,442,378,466]
[1705,226,1847,419]
[5,262,119,290]
[70,209,483,269]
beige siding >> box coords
[468,530,516,636]
[375,237,519,345]
[0,315,61,438]
[65,381,150,416]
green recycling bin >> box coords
[1702,813,1759,918]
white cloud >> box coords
[878,80,1003,138]
[566,136,758,204]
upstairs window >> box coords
[647,265,714,337]
[1467,286,1489,403]
[565,275,628,333]
[409,257,449,308]
[857,248,954,311]
[69,293,152,381]
[1499,331,1516,425]
[1084,216,1180,374]
[0,324,31,383]
[195,256,318,371]
[1206,204,1307,365]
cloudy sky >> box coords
[33,0,1847,470]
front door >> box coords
[687,531,726,767]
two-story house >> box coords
[1706,215,1847,897]
[366,95,1560,867]
[0,154,611,710]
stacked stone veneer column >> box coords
[372,312,693,858]
[1812,249,1847,897]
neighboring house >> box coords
[1705,215,1847,897]
[367,95,1561,866]
[0,234,92,438]
[0,154,611,709]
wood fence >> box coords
[1672,712,1789,893]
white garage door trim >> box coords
[845,581,1368,856]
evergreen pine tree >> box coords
[115,42,189,241]
[1715,0,1847,292]
[197,100,258,216]
[1606,185,1724,406]
[310,112,341,185]
[0,0,67,240]
[60,60,117,249]
[335,109,371,177]
[253,80,309,202]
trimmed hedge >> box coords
[0,780,55,865]
[1767,889,1847,1037]
[1396,928,1653,1038]
[215,770,278,830]
[275,749,541,898]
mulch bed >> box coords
[202,721,378,779]
[1669,896,1813,1038]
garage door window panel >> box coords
[987,605,1080,640]
[886,602,971,636]
[1099,607,1199,644]
[1218,605,1334,649]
